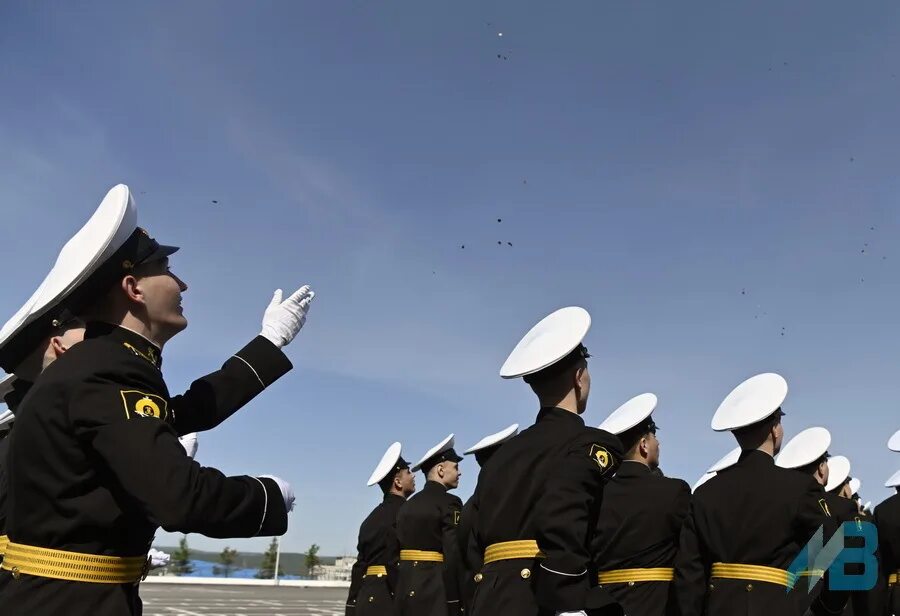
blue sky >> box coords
[2,2,900,556]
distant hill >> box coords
[151,547,342,577]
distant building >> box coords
[314,556,355,581]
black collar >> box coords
[86,322,163,369]
[536,406,585,426]
[615,460,652,477]
[736,448,775,468]
[424,480,448,493]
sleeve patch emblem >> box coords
[454,510,461,525]
[589,444,614,472]
[818,498,831,517]
[120,390,168,421]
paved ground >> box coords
[141,584,347,616]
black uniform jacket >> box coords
[346,492,405,614]
[396,480,464,609]
[462,407,623,612]
[0,323,292,615]
[592,460,691,616]
[873,492,900,616]
[673,449,831,616]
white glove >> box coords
[260,474,295,513]
[148,548,171,569]
[556,612,588,616]
[179,433,198,459]
[260,285,315,348]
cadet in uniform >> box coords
[592,393,691,616]
[673,373,834,616]
[0,184,314,615]
[463,307,623,616]
[824,456,886,616]
[775,426,847,611]
[395,434,464,616]
[345,442,416,616]
[874,466,900,615]
[458,423,519,612]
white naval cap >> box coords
[367,442,410,487]
[500,307,590,380]
[0,184,177,372]
[849,477,861,495]
[775,427,831,469]
[465,423,519,455]
[179,433,199,460]
[692,472,715,492]
[886,468,900,488]
[708,446,742,473]
[0,374,15,432]
[0,373,14,400]
[889,430,900,452]
[411,434,463,473]
[711,373,788,432]
[0,409,13,432]
[825,455,851,492]
[598,393,658,435]
[692,446,741,493]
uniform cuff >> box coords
[233,337,293,388]
[255,476,289,536]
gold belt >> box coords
[365,565,388,576]
[0,542,149,584]
[598,567,674,584]
[889,572,898,585]
[400,550,443,562]
[711,562,795,588]
[483,540,545,564]
[0,535,8,557]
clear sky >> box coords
[1,2,899,557]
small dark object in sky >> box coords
[461,245,465,249]
[432,271,436,275]
[883,256,887,260]
[507,242,513,247]
[498,241,502,245]
[212,200,219,204]
[862,249,865,253]
[768,67,772,71]
[783,62,788,66]
[523,179,527,184]
[850,157,855,162]
[741,289,746,295]
[497,218,502,223]
[497,54,501,59]
[870,226,876,231]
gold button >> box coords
[746,583,753,592]
[409,591,415,597]
[474,573,483,583]
[11,567,20,580]
[628,581,635,587]
[520,568,531,579]
[708,583,715,591]
[413,561,418,567]
[368,596,374,603]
